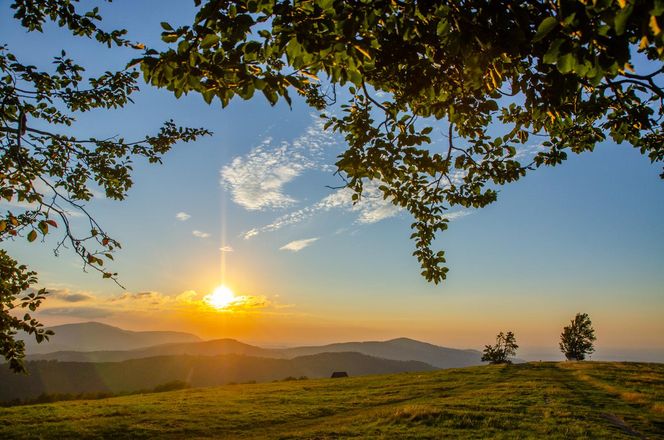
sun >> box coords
[204,285,237,310]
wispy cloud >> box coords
[52,291,93,303]
[36,288,287,318]
[103,289,273,314]
[219,245,234,252]
[280,237,319,252]
[243,183,399,239]
[176,212,191,221]
[192,230,210,239]
[174,290,273,312]
[39,307,113,318]
[220,117,336,211]
[244,183,471,240]
[234,118,527,241]
[111,291,168,306]
[442,210,472,221]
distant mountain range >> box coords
[0,353,436,402]
[23,322,201,353]
[280,338,482,369]
[25,323,483,369]
[0,321,490,403]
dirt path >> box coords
[552,364,650,439]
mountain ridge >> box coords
[26,323,483,368]
[23,322,202,354]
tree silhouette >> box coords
[482,331,519,364]
[560,313,596,361]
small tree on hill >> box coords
[559,313,596,361]
[482,331,518,365]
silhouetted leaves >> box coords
[1,1,211,371]
[0,250,53,373]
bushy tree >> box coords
[1,1,210,372]
[0,250,52,372]
[482,331,518,364]
[559,313,596,361]
[142,0,664,284]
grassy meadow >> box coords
[0,362,662,439]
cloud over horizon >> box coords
[37,288,283,320]
[39,307,114,319]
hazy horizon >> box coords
[24,319,664,364]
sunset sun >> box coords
[204,285,237,310]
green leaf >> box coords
[27,230,37,242]
[543,39,563,64]
[200,34,219,49]
[162,33,179,43]
[557,53,575,74]
[533,17,558,42]
[614,4,634,35]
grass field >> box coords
[0,362,662,439]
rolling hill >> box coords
[0,352,435,402]
[26,338,272,363]
[279,337,483,368]
[22,322,201,354]
[26,326,483,369]
[0,362,661,439]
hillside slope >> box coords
[27,335,482,368]
[0,362,661,439]
[279,337,483,368]
[27,338,272,363]
[23,322,201,354]
[0,352,435,401]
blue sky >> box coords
[2,1,663,360]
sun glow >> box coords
[204,285,237,310]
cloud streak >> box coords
[220,117,336,211]
[233,118,535,241]
[53,292,94,303]
[242,183,400,239]
[39,307,113,319]
[280,238,319,252]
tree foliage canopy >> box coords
[141,0,664,283]
[560,312,596,361]
[0,0,210,372]
[481,331,518,364]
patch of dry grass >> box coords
[0,362,662,439]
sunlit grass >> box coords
[0,362,662,439]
